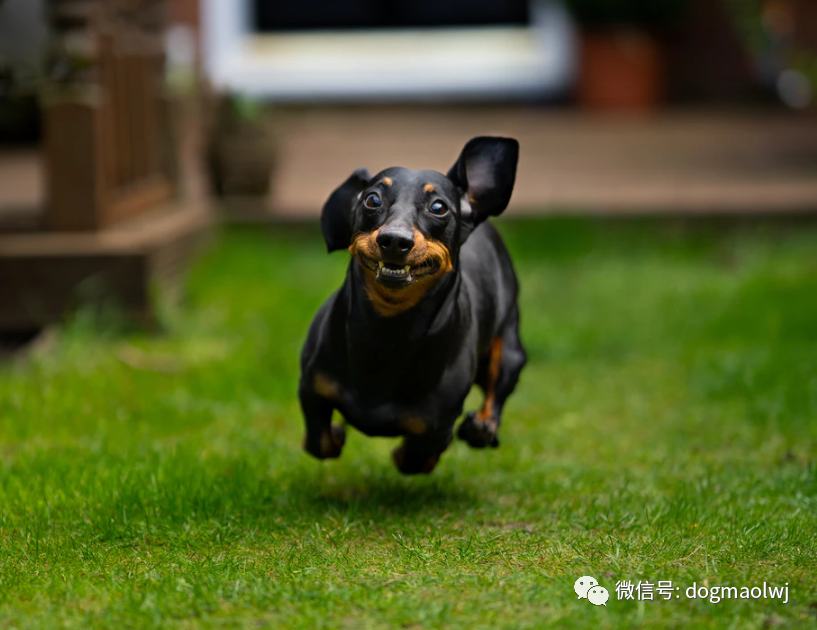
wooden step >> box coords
[0,202,212,332]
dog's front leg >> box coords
[392,429,453,475]
[299,387,345,460]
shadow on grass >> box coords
[291,470,479,520]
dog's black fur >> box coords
[299,137,527,474]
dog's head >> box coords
[321,136,518,315]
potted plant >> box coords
[206,93,276,199]
[566,0,690,111]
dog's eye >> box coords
[428,200,448,216]
[363,193,382,210]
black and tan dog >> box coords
[299,137,526,474]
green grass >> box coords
[1,218,816,629]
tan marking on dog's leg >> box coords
[313,373,339,401]
[403,416,428,435]
[320,431,333,456]
[476,337,503,428]
[317,424,345,458]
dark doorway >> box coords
[254,0,530,33]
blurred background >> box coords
[0,0,816,342]
[3,6,817,627]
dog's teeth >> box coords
[376,263,413,280]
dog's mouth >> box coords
[358,255,440,287]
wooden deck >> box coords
[0,202,211,332]
[255,108,817,219]
[6,108,817,225]
[0,118,212,333]
[0,0,212,338]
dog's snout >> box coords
[376,228,415,258]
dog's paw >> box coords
[392,444,440,475]
[457,411,500,449]
[303,424,346,460]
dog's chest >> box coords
[333,365,468,438]
[321,306,475,436]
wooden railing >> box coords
[43,0,174,231]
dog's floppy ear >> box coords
[447,137,519,227]
[320,168,371,252]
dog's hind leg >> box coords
[300,377,346,460]
[457,306,527,448]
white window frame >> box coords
[201,0,577,101]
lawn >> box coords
[1,218,816,629]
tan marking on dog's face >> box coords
[313,373,340,401]
[348,228,454,317]
[403,416,428,435]
[424,183,435,193]
[382,177,393,186]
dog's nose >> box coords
[376,228,415,258]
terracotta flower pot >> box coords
[578,29,665,112]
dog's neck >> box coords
[344,262,461,346]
